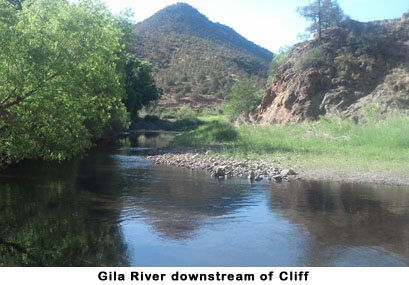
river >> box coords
[1,131,409,266]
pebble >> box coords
[146,149,298,184]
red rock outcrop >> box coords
[251,11,409,124]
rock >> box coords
[146,150,301,184]
[250,16,409,124]
[280,168,297,176]
[214,166,226,177]
[273,174,283,183]
[286,175,297,182]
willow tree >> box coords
[297,0,345,40]
[0,0,129,164]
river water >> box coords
[1,132,409,266]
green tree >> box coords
[7,0,24,9]
[113,10,161,121]
[123,56,161,121]
[297,0,345,40]
[225,80,259,121]
[0,0,129,164]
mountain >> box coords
[251,11,409,124]
[133,3,273,110]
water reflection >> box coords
[268,181,409,266]
[1,132,409,266]
[119,165,254,240]
[118,131,177,152]
[0,156,128,266]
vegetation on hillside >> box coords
[134,3,272,108]
[0,0,159,165]
[136,3,272,61]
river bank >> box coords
[146,147,409,186]
[141,113,409,186]
[147,148,298,183]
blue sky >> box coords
[101,0,409,52]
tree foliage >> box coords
[224,81,260,121]
[123,56,161,121]
[115,10,161,121]
[297,0,345,39]
[0,0,159,165]
[6,0,24,9]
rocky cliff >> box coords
[251,11,409,124]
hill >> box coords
[251,11,409,124]
[133,3,273,110]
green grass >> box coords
[171,114,409,173]
[162,114,226,131]
[165,117,203,131]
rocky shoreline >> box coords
[147,149,298,183]
[146,148,409,186]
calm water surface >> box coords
[1,132,409,266]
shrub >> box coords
[295,45,327,71]
[224,80,260,121]
[175,104,196,120]
[183,84,192,94]
[173,92,184,100]
[334,52,356,79]
[361,104,381,124]
[161,109,178,119]
[199,107,220,116]
[167,78,176,86]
